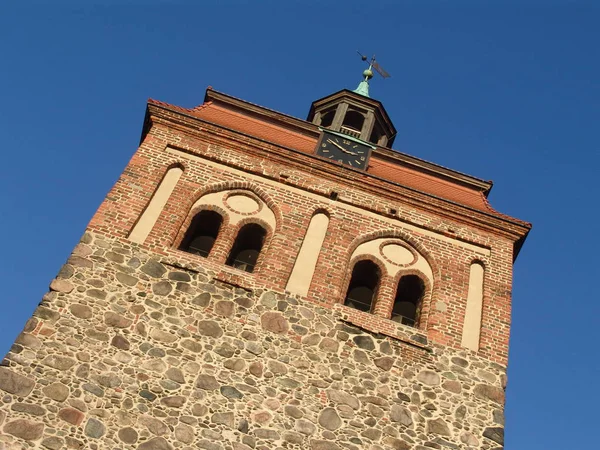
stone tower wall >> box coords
[0,232,506,449]
[0,95,526,449]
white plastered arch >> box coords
[350,238,433,283]
[191,189,276,229]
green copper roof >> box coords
[353,80,370,97]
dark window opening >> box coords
[344,260,381,313]
[370,122,384,145]
[226,223,267,273]
[342,110,365,131]
[329,191,339,200]
[341,110,365,138]
[179,210,223,257]
[320,109,336,128]
[391,275,425,327]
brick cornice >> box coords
[146,103,530,247]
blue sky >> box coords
[1,2,599,449]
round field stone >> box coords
[85,418,106,438]
[50,278,74,293]
[196,374,219,390]
[11,403,45,416]
[318,407,342,431]
[58,407,85,426]
[42,382,69,402]
[105,312,132,328]
[427,418,451,436]
[3,418,44,441]
[41,355,77,371]
[140,261,167,278]
[152,281,173,296]
[0,368,35,396]
[41,436,64,450]
[117,272,139,286]
[169,271,191,282]
[198,320,223,338]
[215,301,235,317]
[192,293,211,307]
[111,335,130,350]
[390,405,413,426]
[483,427,504,445]
[221,386,243,399]
[417,370,440,386]
[119,427,138,444]
[260,312,289,334]
[137,437,173,450]
[474,384,505,404]
[70,304,93,319]
[353,335,375,351]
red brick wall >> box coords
[88,112,517,364]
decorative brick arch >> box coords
[172,204,231,250]
[469,257,489,270]
[346,229,438,277]
[165,160,187,172]
[308,205,332,219]
[336,230,440,330]
[187,180,283,227]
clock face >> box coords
[316,132,371,169]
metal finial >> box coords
[356,52,391,79]
[354,52,391,97]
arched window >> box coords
[391,275,425,327]
[320,109,336,128]
[179,210,223,257]
[344,260,381,312]
[226,223,267,273]
[342,110,365,132]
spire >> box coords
[353,52,391,98]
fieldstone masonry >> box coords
[0,232,506,449]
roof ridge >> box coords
[369,158,483,193]
[207,88,309,126]
[204,103,314,141]
[191,101,213,112]
[478,191,532,228]
[148,98,195,113]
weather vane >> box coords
[357,51,391,79]
[353,52,390,97]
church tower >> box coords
[0,63,529,449]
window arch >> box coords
[342,110,365,133]
[226,223,267,273]
[320,109,336,128]
[391,275,425,327]
[344,260,381,313]
[179,210,223,257]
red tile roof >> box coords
[148,99,514,218]
[192,103,317,154]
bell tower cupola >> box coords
[307,55,397,147]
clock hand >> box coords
[326,139,358,155]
